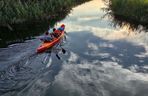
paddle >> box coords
[64,31,68,35]
[62,48,66,54]
[56,54,61,60]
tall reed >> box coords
[103,0,148,30]
[0,0,91,47]
[0,0,91,25]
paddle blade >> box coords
[62,48,66,54]
[56,54,61,60]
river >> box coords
[0,0,148,96]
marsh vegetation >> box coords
[0,0,90,25]
[103,0,148,31]
[0,0,91,47]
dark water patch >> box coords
[0,58,35,95]
[16,54,64,96]
[0,53,50,95]
[0,37,66,95]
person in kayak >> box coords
[50,30,61,38]
[48,27,56,34]
[57,24,67,36]
[50,25,63,37]
[40,32,53,42]
[58,24,65,31]
[50,24,65,38]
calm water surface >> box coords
[0,0,148,96]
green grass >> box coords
[103,0,148,30]
[0,0,90,25]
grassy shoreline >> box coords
[0,0,91,47]
[0,0,90,26]
[103,0,148,30]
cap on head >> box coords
[61,24,65,28]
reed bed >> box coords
[0,0,90,25]
[103,0,148,30]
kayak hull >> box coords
[37,31,64,53]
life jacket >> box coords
[58,27,64,31]
[52,30,61,38]
[54,30,61,34]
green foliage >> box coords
[105,0,148,25]
[0,0,91,47]
[104,0,148,29]
[0,0,90,25]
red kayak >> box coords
[37,31,64,53]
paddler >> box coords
[50,24,65,38]
[57,24,65,31]
[40,31,53,42]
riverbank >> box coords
[0,0,91,26]
[0,0,91,47]
[103,0,148,30]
